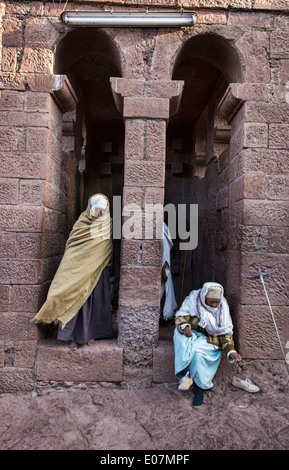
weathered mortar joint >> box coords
[4,344,14,366]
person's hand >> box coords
[183,325,193,337]
[230,352,242,363]
[162,264,168,282]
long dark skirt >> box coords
[57,267,112,345]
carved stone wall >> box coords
[0,1,288,391]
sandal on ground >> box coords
[232,376,260,393]
[69,341,79,351]
[178,372,193,391]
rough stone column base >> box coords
[117,305,160,381]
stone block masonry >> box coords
[35,339,123,384]
[218,69,289,357]
[0,3,78,389]
[110,77,183,385]
[0,1,288,392]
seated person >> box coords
[174,282,241,406]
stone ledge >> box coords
[35,338,123,383]
[153,340,176,383]
[0,367,34,394]
[153,339,289,393]
[51,75,78,113]
[152,339,239,384]
[110,78,184,117]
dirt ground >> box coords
[1,361,288,452]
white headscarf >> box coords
[90,194,108,217]
[176,282,233,336]
[88,194,111,240]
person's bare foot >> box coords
[69,341,79,351]
[87,340,95,346]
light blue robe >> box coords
[174,328,222,389]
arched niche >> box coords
[53,26,124,205]
[54,27,123,75]
[53,28,124,325]
[173,32,244,84]
[165,32,244,304]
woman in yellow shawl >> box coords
[33,194,113,349]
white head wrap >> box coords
[205,285,222,300]
[90,195,108,217]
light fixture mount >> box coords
[60,10,197,28]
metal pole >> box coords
[251,266,289,375]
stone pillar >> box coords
[40,74,78,290]
[218,82,289,362]
[0,69,77,392]
[110,78,183,385]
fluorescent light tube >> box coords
[61,11,197,28]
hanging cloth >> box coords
[161,222,177,319]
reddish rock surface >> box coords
[0,0,288,394]
[0,367,288,450]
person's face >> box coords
[205,298,220,308]
[91,203,104,217]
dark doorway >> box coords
[54,29,124,332]
[166,33,243,307]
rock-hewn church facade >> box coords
[0,0,288,393]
